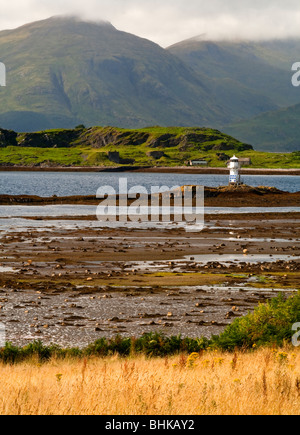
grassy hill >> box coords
[2,17,300,152]
[224,103,300,152]
[0,16,233,132]
[1,125,299,169]
[168,37,300,111]
[168,37,300,152]
[0,16,294,136]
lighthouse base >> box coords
[229,175,241,185]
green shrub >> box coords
[211,292,300,350]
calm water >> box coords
[1,205,300,219]
[0,172,299,196]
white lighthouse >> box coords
[228,156,241,185]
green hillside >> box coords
[168,37,300,110]
[0,16,231,132]
[168,37,300,152]
[1,125,299,169]
[0,16,291,134]
[2,17,300,152]
[224,103,300,152]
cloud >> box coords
[1,0,300,46]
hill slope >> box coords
[1,125,299,169]
[168,37,300,152]
[168,37,300,110]
[0,16,233,132]
[2,17,300,151]
[224,103,300,152]
[0,16,283,133]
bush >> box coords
[211,292,300,350]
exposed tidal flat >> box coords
[0,177,299,348]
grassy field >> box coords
[1,125,300,168]
[1,144,300,168]
[1,347,299,415]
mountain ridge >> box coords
[167,36,300,151]
[0,16,228,131]
[167,37,300,108]
[0,16,284,135]
[1,16,300,152]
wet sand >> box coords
[1,185,300,207]
[0,198,299,347]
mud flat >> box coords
[0,284,296,349]
[1,185,300,207]
[0,191,299,347]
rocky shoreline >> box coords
[1,165,300,175]
[1,185,299,207]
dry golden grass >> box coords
[0,347,299,415]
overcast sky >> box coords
[2,0,300,46]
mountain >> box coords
[168,37,300,110]
[0,16,280,133]
[224,104,300,152]
[2,16,300,151]
[168,37,300,152]
[0,16,229,132]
